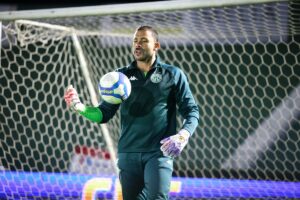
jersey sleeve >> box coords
[174,68,199,135]
[98,101,120,123]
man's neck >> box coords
[136,56,156,72]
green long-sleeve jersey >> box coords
[99,57,199,153]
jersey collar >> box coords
[128,56,162,70]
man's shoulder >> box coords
[115,66,128,73]
[115,64,135,74]
[159,62,183,76]
[158,62,188,84]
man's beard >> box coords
[133,48,148,61]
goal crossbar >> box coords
[0,0,287,20]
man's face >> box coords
[132,29,159,62]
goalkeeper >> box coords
[64,25,199,200]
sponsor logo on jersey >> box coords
[129,76,138,81]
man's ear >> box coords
[154,42,160,51]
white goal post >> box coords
[15,19,118,174]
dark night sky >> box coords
[0,0,161,11]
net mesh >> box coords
[1,1,300,199]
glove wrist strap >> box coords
[178,129,190,140]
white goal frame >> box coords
[0,0,286,20]
[13,19,118,173]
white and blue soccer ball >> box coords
[99,72,131,104]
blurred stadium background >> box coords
[1,0,300,199]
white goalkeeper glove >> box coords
[64,85,85,112]
[160,129,190,158]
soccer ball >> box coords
[98,72,131,104]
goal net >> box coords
[1,0,300,199]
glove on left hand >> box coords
[160,129,190,157]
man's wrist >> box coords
[178,129,190,140]
[73,102,85,113]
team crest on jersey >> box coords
[150,73,162,83]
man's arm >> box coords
[175,69,199,135]
[64,85,119,123]
[160,69,199,157]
